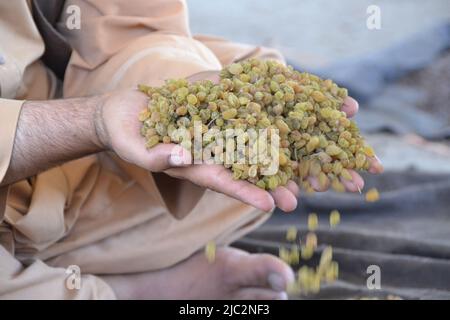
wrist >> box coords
[91,94,110,151]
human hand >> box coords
[95,73,382,213]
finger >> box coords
[135,143,192,172]
[286,180,300,198]
[368,155,384,174]
[308,175,329,192]
[166,164,275,212]
[340,170,364,192]
[341,96,359,118]
[269,186,298,212]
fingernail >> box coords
[268,273,285,292]
[169,146,191,166]
[169,153,182,166]
[374,155,384,173]
[374,155,382,164]
[275,292,288,300]
[344,180,358,192]
[263,197,276,213]
[352,181,361,192]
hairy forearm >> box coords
[1,95,106,186]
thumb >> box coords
[145,143,192,171]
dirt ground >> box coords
[398,51,450,124]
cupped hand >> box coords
[95,74,382,213]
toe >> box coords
[221,249,295,292]
[232,288,288,300]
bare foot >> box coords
[101,247,294,300]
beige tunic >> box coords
[0,0,283,299]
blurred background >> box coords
[189,0,450,172]
[188,0,450,299]
[189,0,450,64]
